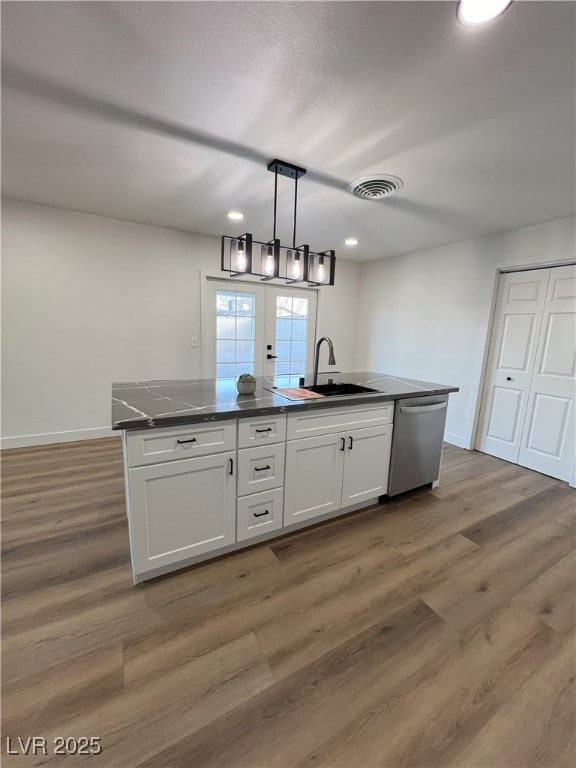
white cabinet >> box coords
[284,433,345,524]
[123,401,395,581]
[284,422,393,526]
[128,450,236,575]
[237,424,286,541]
[341,424,393,506]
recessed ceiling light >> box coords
[227,211,245,221]
[457,0,512,26]
[344,238,359,247]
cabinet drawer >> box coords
[237,488,283,542]
[287,403,393,440]
[238,414,287,448]
[237,443,285,496]
[126,420,237,467]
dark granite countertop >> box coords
[112,372,459,431]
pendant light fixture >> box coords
[221,159,336,286]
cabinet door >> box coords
[128,451,236,576]
[284,434,344,525]
[341,424,393,506]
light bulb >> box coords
[236,250,247,272]
[457,0,512,26]
[316,256,326,283]
[290,255,302,280]
[264,248,275,276]
[233,240,247,272]
[227,211,245,221]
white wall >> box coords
[5,199,571,451]
[355,217,575,448]
[1,200,361,447]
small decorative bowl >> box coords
[236,380,256,395]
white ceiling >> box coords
[2,1,575,262]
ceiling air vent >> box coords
[347,174,403,200]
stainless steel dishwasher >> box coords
[387,395,449,496]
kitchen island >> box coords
[112,372,458,582]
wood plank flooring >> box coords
[2,438,575,767]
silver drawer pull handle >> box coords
[254,465,271,472]
[255,427,272,433]
[253,509,270,518]
[177,437,197,444]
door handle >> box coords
[177,437,197,444]
[253,510,270,518]
[228,458,234,476]
[340,437,346,451]
[349,436,354,450]
[254,465,271,472]
[506,377,513,381]
[267,354,278,359]
[255,427,272,433]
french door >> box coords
[477,264,575,481]
[204,279,318,384]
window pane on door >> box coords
[274,296,309,377]
[216,290,255,379]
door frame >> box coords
[472,259,576,488]
[199,269,320,380]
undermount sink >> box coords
[303,383,380,397]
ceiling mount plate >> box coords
[267,159,306,180]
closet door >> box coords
[477,270,549,462]
[517,264,575,481]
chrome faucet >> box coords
[313,336,336,385]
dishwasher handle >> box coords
[399,402,447,414]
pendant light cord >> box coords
[271,164,299,247]
[273,169,278,242]
[293,174,298,248]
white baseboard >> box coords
[1,427,117,450]
[444,432,472,450]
